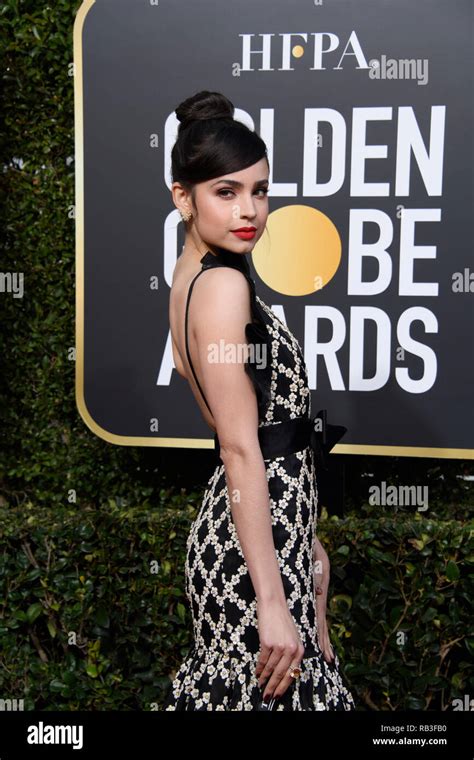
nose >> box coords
[237,194,258,221]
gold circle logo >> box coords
[292,45,305,58]
[253,205,342,296]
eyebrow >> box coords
[211,178,269,188]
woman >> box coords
[163,90,355,711]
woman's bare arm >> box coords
[189,266,287,605]
[312,533,334,662]
[313,534,330,574]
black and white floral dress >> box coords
[163,248,355,711]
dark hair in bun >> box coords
[175,90,234,130]
[171,90,269,196]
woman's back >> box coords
[168,250,222,433]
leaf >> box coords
[406,696,426,709]
[445,560,460,581]
[46,619,57,638]
[86,662,98,678]
[330,594,352,610]
[408,538,424,551]
[49,679,66,693]
[26,602,43,623]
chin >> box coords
[213,240,251,255]
[228,236,258,251]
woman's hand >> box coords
[255,596,305,703]
[313,535,335,664]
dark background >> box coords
[80,0,473,456]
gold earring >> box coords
[180,209,192,222]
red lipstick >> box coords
[231,226,257,240]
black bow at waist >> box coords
[214,409,347,470]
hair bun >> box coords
[175,90,234,130]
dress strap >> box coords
[184,268,213,414]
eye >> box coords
[217,188,269,198]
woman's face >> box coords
[191,157,269,254]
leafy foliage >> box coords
[320,509,473,710]
[0,498,472,710]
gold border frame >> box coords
[73,0,474,460]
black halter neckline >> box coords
[200,248,252,278]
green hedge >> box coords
[324,508,473,710]
[0,496,472,710]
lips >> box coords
[232,229,257,240]
[232,227,257,232]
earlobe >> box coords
[180,208,193,223]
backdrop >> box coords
[74,0,474,460]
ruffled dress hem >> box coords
[163,644,355,711]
